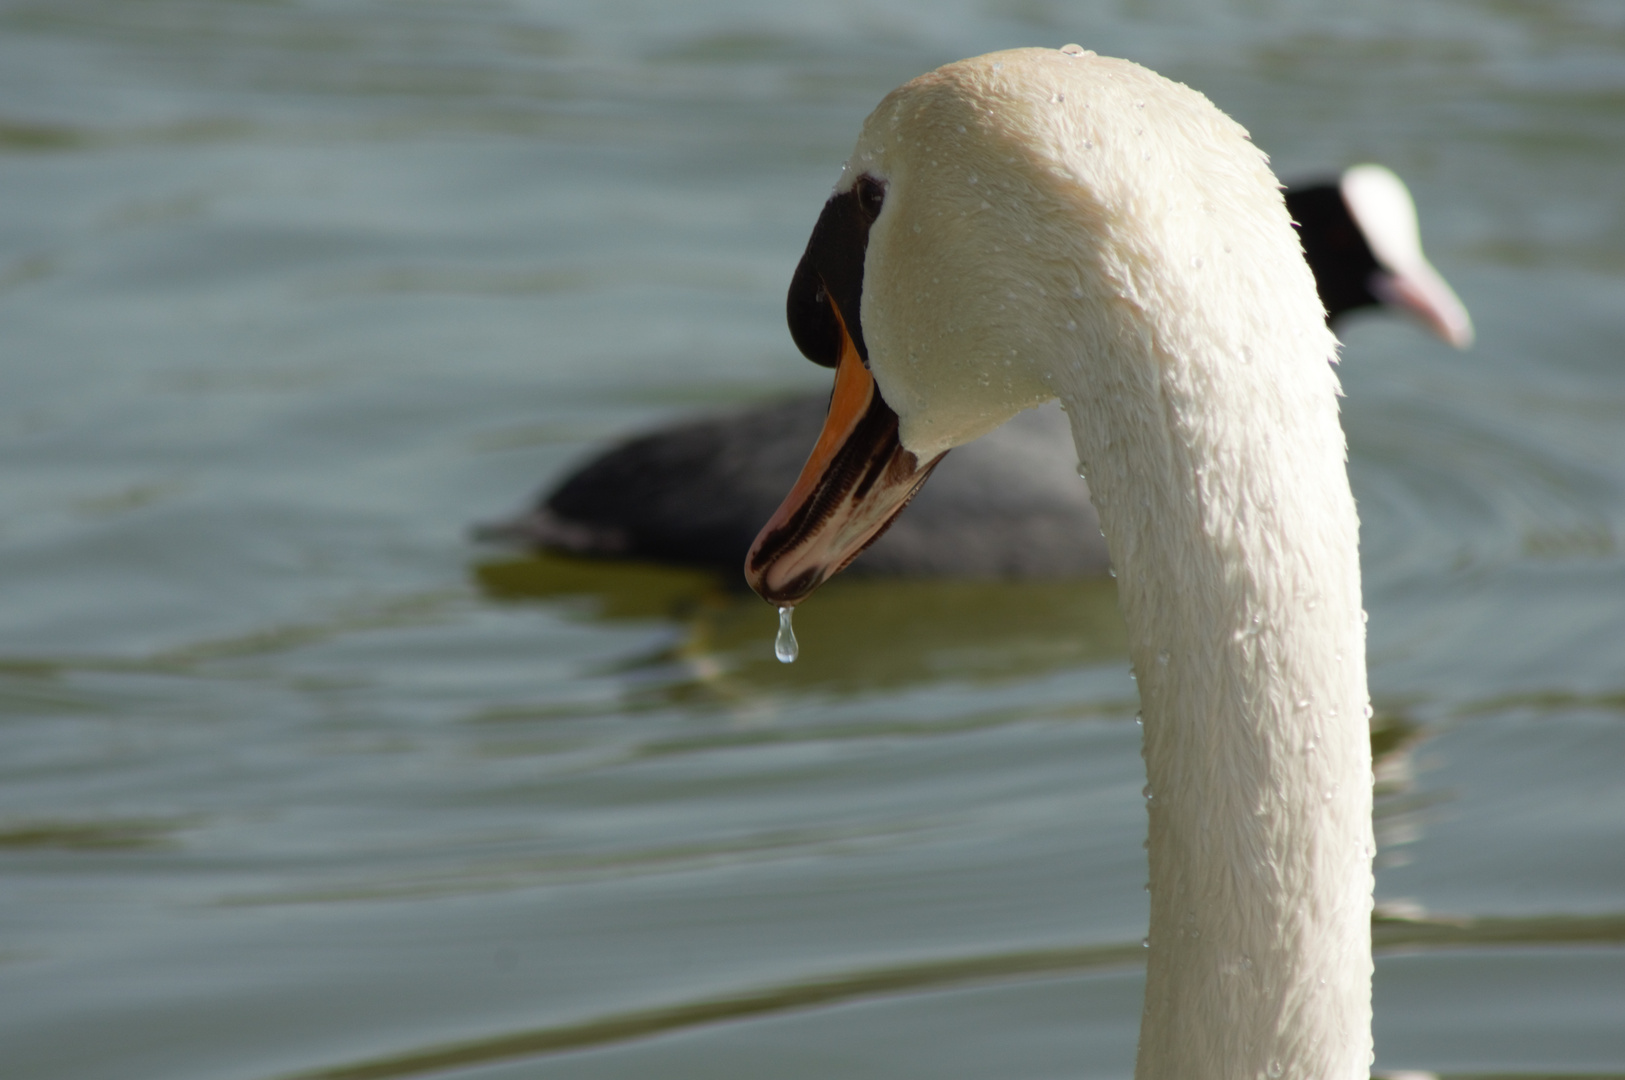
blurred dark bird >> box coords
[480,165,1471,578]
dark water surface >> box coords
[3,2,1624,1078]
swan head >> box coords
[747,47,1333,605]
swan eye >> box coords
[856,175,886,221]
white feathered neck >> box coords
[846,49,1375,1079]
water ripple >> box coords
[270,913,1625,1080]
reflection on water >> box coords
[474,553,1130,695]
[0,818,183,851]
[271,907,1625,1080]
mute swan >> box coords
[746,48,1376,1077]
[485,167,1469,580]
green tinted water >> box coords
[3,2,1624,1078]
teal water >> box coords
[3,2,1624,1078]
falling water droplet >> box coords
[1363,703,1375,720]
[775,606,799,664]
[1267,1061,1284,1079]
[1142,784,1154,800]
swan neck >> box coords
[1057,365,1374,1079]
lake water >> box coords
[3,2,1624,1078]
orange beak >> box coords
[745,317,944,607]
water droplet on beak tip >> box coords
[775,606,799,664]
